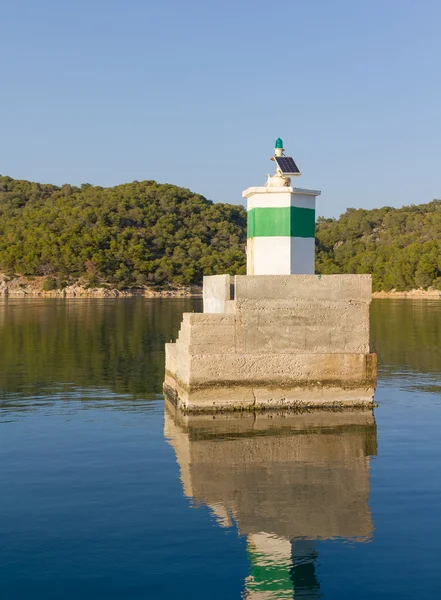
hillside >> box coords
[316,200,441,291]
[1,175,440,293]
[0,176,247,289]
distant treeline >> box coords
[1,175,440,291]
[0,176,246,288]
[316,201,441,291]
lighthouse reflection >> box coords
[165,403,377,599]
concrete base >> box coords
[164,274,377,412]
[163,380,376,413]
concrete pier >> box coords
[164,273,377,412]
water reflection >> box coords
[165,403,377,598]
[371,299,441,378]
[0,297,200,398]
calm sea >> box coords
[0,298,440,599]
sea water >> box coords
[0,298,440,599]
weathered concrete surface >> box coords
[234,273,371,302]
[202,274,230,313]
[165,274,377,411]
[164,400,377,540]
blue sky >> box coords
[1,0,440,217]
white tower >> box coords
[243,138,321,275]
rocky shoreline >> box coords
[0,275,202,298]
[1,274,440,299]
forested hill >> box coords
[1,175,440,292]
[0,176,247,288]
[316,200,441,291]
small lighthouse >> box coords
[164,136,377,412]
[243,139,321,275]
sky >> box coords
[1,0,440,218]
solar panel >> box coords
[274,156,301,176]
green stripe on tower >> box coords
[247,206,315,238]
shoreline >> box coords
[0,275,202,298]
[373,289,441,299]
[0,290,203,298]
[1,274,440,299]
[0,289,203,298]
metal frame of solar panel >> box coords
[275,156,301,176]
